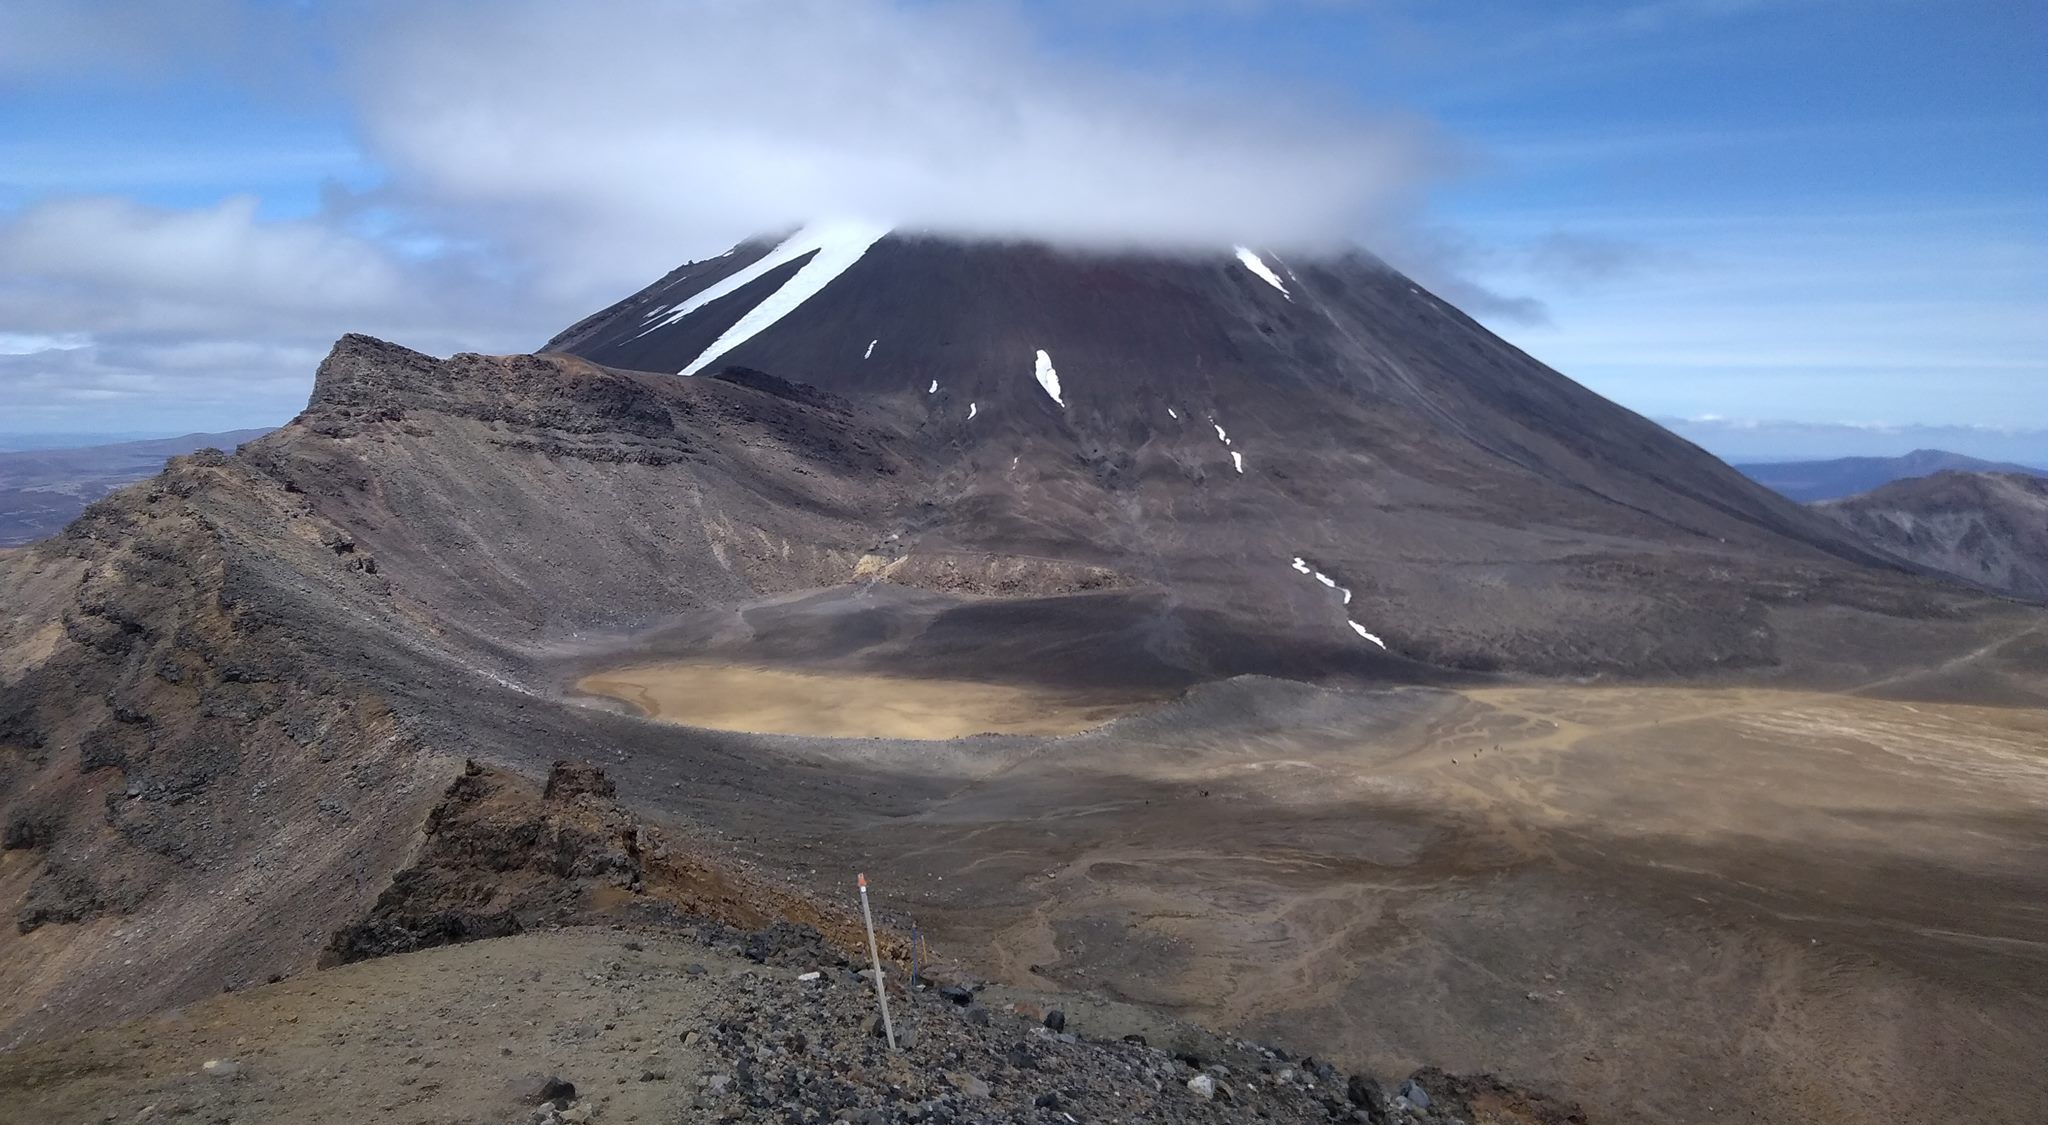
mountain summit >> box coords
[543,226,1929,676]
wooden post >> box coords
[858,873,897,1050]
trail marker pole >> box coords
[858,873,897,1050]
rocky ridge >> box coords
[1817,470,2048,601]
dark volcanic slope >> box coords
[1818,470,2048,601]
[547,229,1954,675]
[1737,449,2047,502]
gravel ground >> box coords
[0,921,1582,1125]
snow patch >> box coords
[1230,450,1244,473]
[1167,407,1178,419]
[864,339,876,359]
[1293,556,1381,647]
[1234,247,1291,298]
[928,380,939,394]
[1212,421,1229,444]
[1034,349,1065,408]
[642,304,670,320]
[644,220,889,375]
[968,402,978,420]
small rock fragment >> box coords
[946,1071,991,1098]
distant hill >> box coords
[1737,449,2047,502]
[0,428,273,546]
[1818,471,2048,602]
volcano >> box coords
[541,224,1927,678]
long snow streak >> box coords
[655,221,890,375]
[1231,450,1244,473]
[1293,557,1381,648]
[864,339,877,359]
[1234,247,1291,298]
[1034,349,1065,407]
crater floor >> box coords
[576,661,1167,739]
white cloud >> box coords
[0,196,406,319]
[0,337,324,431]
[345,0,1448,295]
[0,194,547,432]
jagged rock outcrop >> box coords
[322,760,900,969]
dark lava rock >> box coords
[1348,1073,1389,1117]
[742,920,835,967]
[526,1075,576,1108]
[543,759,616,801]
[2,809,59,851]
[1402,1066,1591,1125]
[1043,1008,1065,1033]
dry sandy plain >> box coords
[576,651,2048,1125]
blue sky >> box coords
[1,0,2042,461]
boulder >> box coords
[1347,1074,1389,1119]
[527,1076,577,1109]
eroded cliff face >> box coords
[0,438,457,1045]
